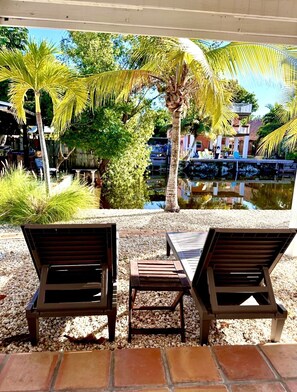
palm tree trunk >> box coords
[165,110,181,212]
[22,125,30,169]
[35,92,51,194]
[35,94,51,194]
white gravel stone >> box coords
[0,209,296,353]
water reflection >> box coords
[146,175,295,210]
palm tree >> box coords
[0,40,88,194]
[258,88,297,156]
[87,37,295,212]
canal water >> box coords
[145,175,295,210]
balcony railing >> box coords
[232,103,253,114]
[235,126,250,135]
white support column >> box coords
[90,169,97,184]
[74,169,81,179]
[225,137,230,148]
[209,140,214,150]
[242,135,250,158]
[216,135,222,149]
[233,137,239,153]
[286,171,297,257]
[239,182,245,196]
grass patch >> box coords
[0,166,96,224]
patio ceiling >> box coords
[0,0,297,45]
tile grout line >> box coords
[209,346,232,392]
[256,345,280,378]
[0,353,10,377]
[49,351,63,392]
[109,350,115,391]
[161,348,173,391]
[256,345,291,392]
[209,346,289,390]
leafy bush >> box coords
[0,166,95,224]
[286,152,297,161]
[102,110,154,208]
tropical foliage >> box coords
[258,87,297,156]
[102,110,154,208]
[257,103,286,146]
[86,37,296,211]
[0,27,28,50]
[0,40,88,194]
[61,32,156,207]
[61,31,126,73]
[61,105,133,162]
[0,27,29,102]
[0,166,95,224]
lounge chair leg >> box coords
[271,318,286,342]
[166,241,171,256]
[199,317,211,345]
[179,296,186,343]
[26,313,39,346]
[107,310,117,342]
[128,283,135,343]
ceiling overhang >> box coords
[1,0,297,44]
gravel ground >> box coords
[0,209,296,353]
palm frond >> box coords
[0,48,34,86]
[52,77,89,133]
[207,42,296,83]
[8,84,28,123]
[178,38,215,81]
[87,69,152,108]
[0,65,13,82]
[24,40,58,81]
[130,36,176,69]
[286,92,297,119]
[258,118,297,154]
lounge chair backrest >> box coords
[21,223,118,344]
[21,223,117,281]
[192,228,296,289]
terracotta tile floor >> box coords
[0,344,296,391]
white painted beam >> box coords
[2,0,297,20]
[0,0,297,44]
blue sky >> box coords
[28,27,288,117]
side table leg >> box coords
[166,240,171,256]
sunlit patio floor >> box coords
[0,343,297,391]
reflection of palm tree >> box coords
[232,204,249,210]
[178,196,248,209]
[250,183,293,209]
[178,195,210,209]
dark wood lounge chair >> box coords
[167,228,296,345]
[21,223,117,345]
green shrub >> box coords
[0,166,95,224]
[286,152,297,161]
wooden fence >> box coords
[46,141,98,171]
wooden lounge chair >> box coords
[167,228,296,345]
[21,223,118,345]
